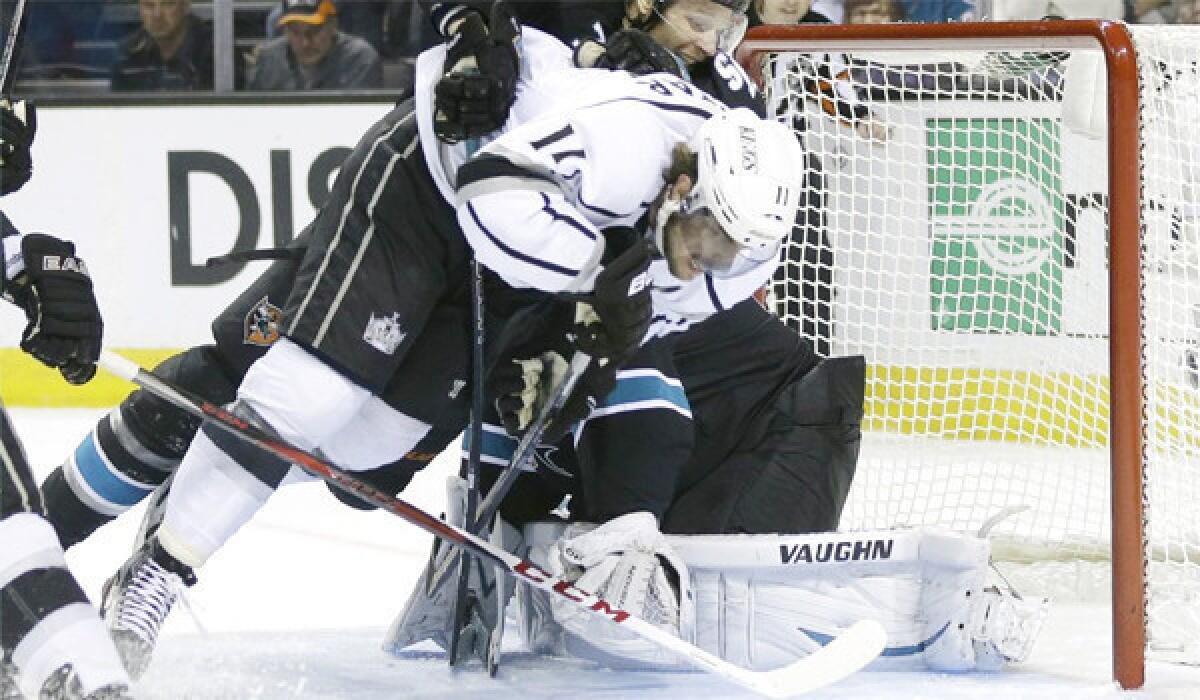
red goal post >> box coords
[736,19,1162,689]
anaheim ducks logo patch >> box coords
[244,296,283,346]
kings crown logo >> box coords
[363,312,406,355]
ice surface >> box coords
[9,408,1200,699]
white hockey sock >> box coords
[158,430,281,568]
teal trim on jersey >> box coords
[461,427,518,463]
[596,373,690,414]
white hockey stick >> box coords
[98,350,886,698]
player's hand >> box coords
[434,3,520,144]
[491,351,568,436]
[10,234,103,384]
[491,350,616,444]
[0,101,36,195]
[573,237,654,361]
[592,30,689,79]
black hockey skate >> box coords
[100,538,195,679]
[37,665,133,700]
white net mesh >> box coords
[755,23,1200,662]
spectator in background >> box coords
[249,0,383,90]
[844,0,905,22]
[811,0,846,22]
[750,0,834,24]
[111,0,246,90]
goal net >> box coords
[741,20,1200,685]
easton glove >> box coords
[0,101,36,196]
[433,3,521,143]
[572,236,654,361]
[10,234,103,384]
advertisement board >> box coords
[1,100,394,405]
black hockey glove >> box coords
[490,350,617,444]
[0,101,36,196]
[491,351,569,437]
[572,234,654,362]
[591,30,689,79]
[9,234,103,384]
[433,3,521,144]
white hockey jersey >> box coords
[414,28,780,340]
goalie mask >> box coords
[653,108,805,279]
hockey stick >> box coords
[447,258,488,669]
[97,350,886,698]
[0,0,28,170]
[0,0,27,96]
[417,345,593,669]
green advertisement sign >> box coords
[927,118,1064,334]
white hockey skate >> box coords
[100,538,194,679]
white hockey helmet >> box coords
[688,107,805,251]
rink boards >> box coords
[0,99,394,405]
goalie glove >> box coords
[0,101,36,195]
[574,30,689,79]
[7,234,104,384]
[433,3,521,144]
[546,512,694,668]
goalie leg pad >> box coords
[673,529,1047,672]
[514,527,1049,673]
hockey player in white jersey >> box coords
[97,21,807,679]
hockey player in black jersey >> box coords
[0,102,132,699]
